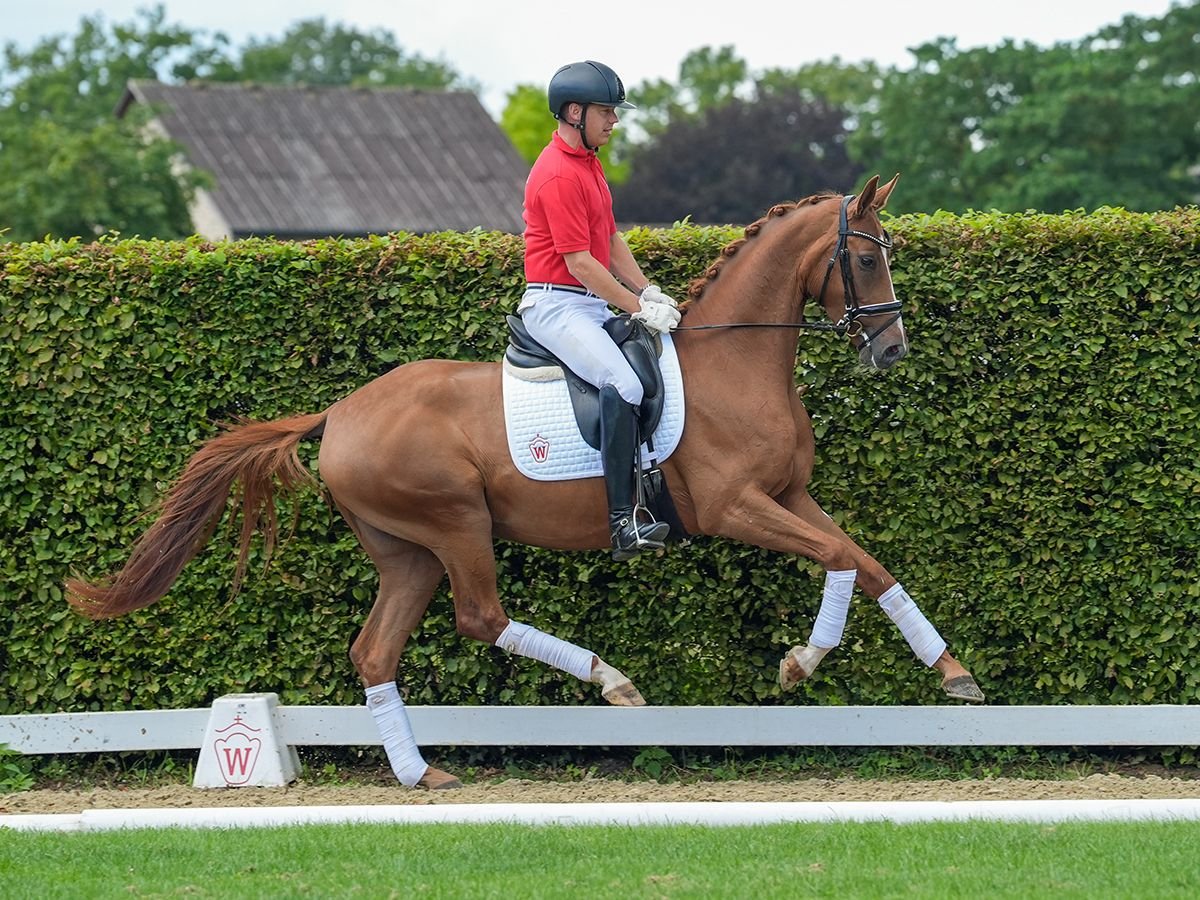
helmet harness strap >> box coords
[572,102,598,152]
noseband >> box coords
[815,193,902,344]
[674,193,902,340]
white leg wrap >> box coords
[495,619,594,682]
[878,583,947,667]
[809,568,856,649]
[365,682,427,787]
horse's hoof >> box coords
[942,674,985,704]
[602,679,646,707]
[779,650,805,691]
[779,645,827,691]
[417,767,463,790]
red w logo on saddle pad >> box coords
[528,434,550,463]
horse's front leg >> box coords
[773,485,983,703]
[710,485,983,703]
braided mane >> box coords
[684,192,841,305]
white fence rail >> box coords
[4,703,1199,754]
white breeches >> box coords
[519,287,644,406]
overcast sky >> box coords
[2,0,1181,115]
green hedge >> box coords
[2,207,1198,715]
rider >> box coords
[520,60,681,561]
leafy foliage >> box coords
[613,89,863,224]
[499,84,551,166]
[0,7,468,242]
[0,743,35,792]
[585,3,1200,216]
[756,59,883,111]
[855,3,1200,213]
[622,45,751,143]
[0,6,212,241]
[199,18,466,90]
[1,208,1198,717]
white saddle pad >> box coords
[502,334,685,481]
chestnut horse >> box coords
[67,175,983,790]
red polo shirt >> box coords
[523,132,617,284]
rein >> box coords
[674,193,898,342]
[674,320,851,335]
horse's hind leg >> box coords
[340,509,462,790]
[439,511,646,706]
[773,488,983,703]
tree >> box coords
[623,45,750,143]
[854,3,1200,213]
[0,6,212,239]
[613,89,863,225]
[975,2,1200,211]
[0,7,473,241]
[0,118,199,241]
[677,45,748,110]
[502,49,876,198]
[610,47,877,195]
[500,84,551,165]
[848,37,1037,214]
[756,58,883,111]
[201,18,468,90]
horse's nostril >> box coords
[885,344,901,358]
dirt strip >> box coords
[5,774,1200,815]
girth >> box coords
[504,314,666,451]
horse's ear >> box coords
[849,175,881,220]
[873,173,900,211]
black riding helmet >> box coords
[548,60,636,118]
[548,61,635,150]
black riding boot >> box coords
[600,385,669,561]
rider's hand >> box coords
[632,299,681,334]
[640,284,678,308]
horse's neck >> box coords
[680,208,829,393]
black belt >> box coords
[526,282,595,296]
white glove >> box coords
[639,284,678,308]
[632,299,681,334]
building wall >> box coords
[189,188,233,241]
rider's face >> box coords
[573,103,619,147]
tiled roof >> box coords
[118,80,528,236]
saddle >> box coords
[504,314,666,451]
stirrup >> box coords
[611,515,669,562]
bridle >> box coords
[815,193,902,344]
[675,193,902,340]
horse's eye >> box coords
[859,255,876,269]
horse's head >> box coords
[815,175,907,370]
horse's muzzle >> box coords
[855,314,908,370]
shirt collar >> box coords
[552,131,596,159]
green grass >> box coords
[3,821,1199,898]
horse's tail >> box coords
[65,411,329,620]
